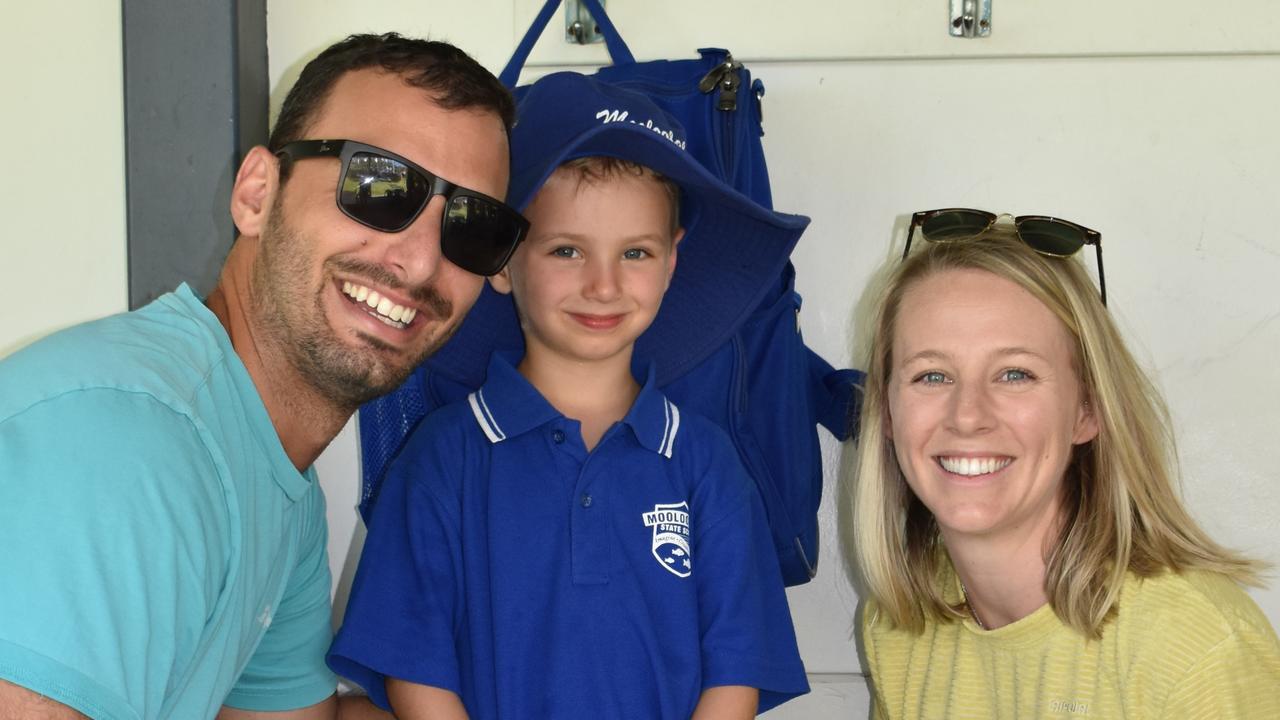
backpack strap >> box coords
[500,0,636,88]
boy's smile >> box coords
[490,167,680,374]
[568,312,626,331]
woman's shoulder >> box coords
[1113,570,1280,711]
[1114,569,1280,671]
[1120,569,1272,635]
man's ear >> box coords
[230,146,279,238]
[488,263,514,295]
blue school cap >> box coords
[425,70,810,386]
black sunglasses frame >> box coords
[275,139,529,276]
[903,208,1106,306]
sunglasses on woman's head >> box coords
[903,208,1106,305]
[275,139,529,277]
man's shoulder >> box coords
[0,289,229,424]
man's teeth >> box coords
[342,281,417,325]
[939,456,1012,476]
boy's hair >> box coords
[557,157,681,236]
[269,32,515,181]
[846,226,1264,640]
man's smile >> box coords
[341,280,419,329]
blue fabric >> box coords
[357,0,863,588]
[0,284,336,719]
[331,354,808,718]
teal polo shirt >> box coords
[0,284,336,719]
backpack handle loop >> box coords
[499,0,635,88]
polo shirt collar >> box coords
[621,363,682,459]
[468,352,681,458]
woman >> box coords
[847,210,1280,718]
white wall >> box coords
[0,5,127,357]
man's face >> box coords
[252,68,509,407]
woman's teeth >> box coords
[938,456,1012,476]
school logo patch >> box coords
[642,502,691,578]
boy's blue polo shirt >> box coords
[330,353,808,718]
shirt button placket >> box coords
[570,457,608,584]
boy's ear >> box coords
[488,264,514,295]
[230,145,279,238]
[665,228,684,286]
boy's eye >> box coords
[551,246,580,259]
[622,248,650,260]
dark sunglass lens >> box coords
[441,195,520,276]
[338,152,430,231]
[1017,219,1085,256]
[921,211,992,240]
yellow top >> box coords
[862,569,1280,719]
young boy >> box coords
[329,72,808,719]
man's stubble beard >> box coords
[249,197,457,410]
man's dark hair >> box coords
[268,33,515,158]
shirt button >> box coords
[580,494,593,508]
[552,430,565,444]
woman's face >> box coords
[886,268,1098,546]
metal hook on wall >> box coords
[949,0,992,38]
[566,0,607,45]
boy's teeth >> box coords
[939,456,1012,476]
[341,282,415,326]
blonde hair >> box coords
[847,226,1263,638]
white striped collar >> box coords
[468,352,681,458]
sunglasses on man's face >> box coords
[903,208,1106,305]
[275,139,529,276]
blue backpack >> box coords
[357,0,862,586]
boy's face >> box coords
[490,168,681,370]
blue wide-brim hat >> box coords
[425,71,810,386]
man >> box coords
[0,33,521,719]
